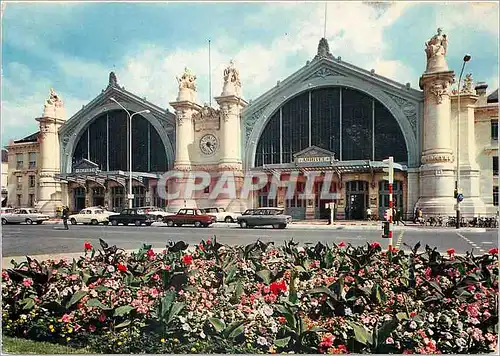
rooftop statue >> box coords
[461,73,475,94]
[425,28,448,60]
[177,67,197,91]
[45,88,63,107]
[314,38,334,60]
[108,71,118,87]
[424,28,449,73]
[223,60,241,87]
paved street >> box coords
[1,223,497,258]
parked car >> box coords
[163,208,216,228]
[108,208,155,226]
[236,207,292,229]
[200,207,241,223]
[1,208,50,225]
[137,206,175,222]
[69,207,114,225]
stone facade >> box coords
[5,30,499,218]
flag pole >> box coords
[323,2,327,38]
[209,39,212,107]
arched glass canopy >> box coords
[255,87,408,166]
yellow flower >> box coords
[67,328,73,333]
[173,338,179,344]
[49,324,54,329]
[190,347,196,352]
[66,337,71,342]
[117,341,122,346]
[161,338,166,343]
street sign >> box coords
[457,193,464,202]
[382,157,394,183]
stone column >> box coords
[406,168,419,217]
[417,28,456,216]
[168,68,200,211]
[450,88,485,216]
[35,89,66,216]
[215,61,248,211]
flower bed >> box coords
[2,239,499,354]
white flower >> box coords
[428,314,435,323]
[257,336,268,346]
[428,328,434,336]
[182,323,191,331]
[178,316,186,323]
[107,265,115,273]
[409,321,417,329]
[200,331,206,339]
[271,324,278,333]
[345,307,353,316]
[261,305,273,317]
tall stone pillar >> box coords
[215,61,248,212]
[450,76,486,216]
[168,68,200,212]
[417,28,456,216]
[35,89,66,216]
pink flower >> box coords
[99,314,106,322]
[370,241,381,249]
[152,273,160,281]
[2,271,9,280]
[88,324,96,333]
[22,278,33,287]
[338,241,346,248]
[150,288,159,298]
[163,264,171,271]
[146,249,155,258]
[447,248,456,256]
[488,247,498,255]
[386,337,394,344]
[60,314,71,323]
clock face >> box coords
[199,134,218,155]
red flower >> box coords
[207,239,211,245]
[447,248,456,256]
[117,263,127,272]
[370,241,381,249]
[182,254,193,265]
[338,241,346,248]
[146,249,155,258]
[389,245,398,252]
[277,316,287,324]
[2,271,9,281]
[409,311,417,317]
[198,243,205,251]
[488,248,498,255]
[84,241,93,250]
[269,280,287,296]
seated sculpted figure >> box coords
[425,28,448,60]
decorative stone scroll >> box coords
[192,104,221,131]
[175,109,189,127]
[387,93,418,135]
[313,38,334,61]
[244,104,269,145]
[427,81,450,104]
[306,67,344,80]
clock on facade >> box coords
[199,134,218,155]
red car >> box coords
[163,208,216,228]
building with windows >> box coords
[6,29,499,219]
[1,149,8,206]
[6,134,40,208]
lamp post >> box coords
[109,98,150,209]
[455,54,471,229]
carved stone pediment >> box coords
[294,145,336,159]
[193,104,221,131]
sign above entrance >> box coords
[297,156,332,164]
[73,158,100,174]
[293,145,338,167]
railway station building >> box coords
[6,30,499,220]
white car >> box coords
[138,206,175,222]
[1,208,50,225]
[200,207,241,223]
[69,207,115,225]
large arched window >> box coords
[255,87,408,166]
[72,110,168,172]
